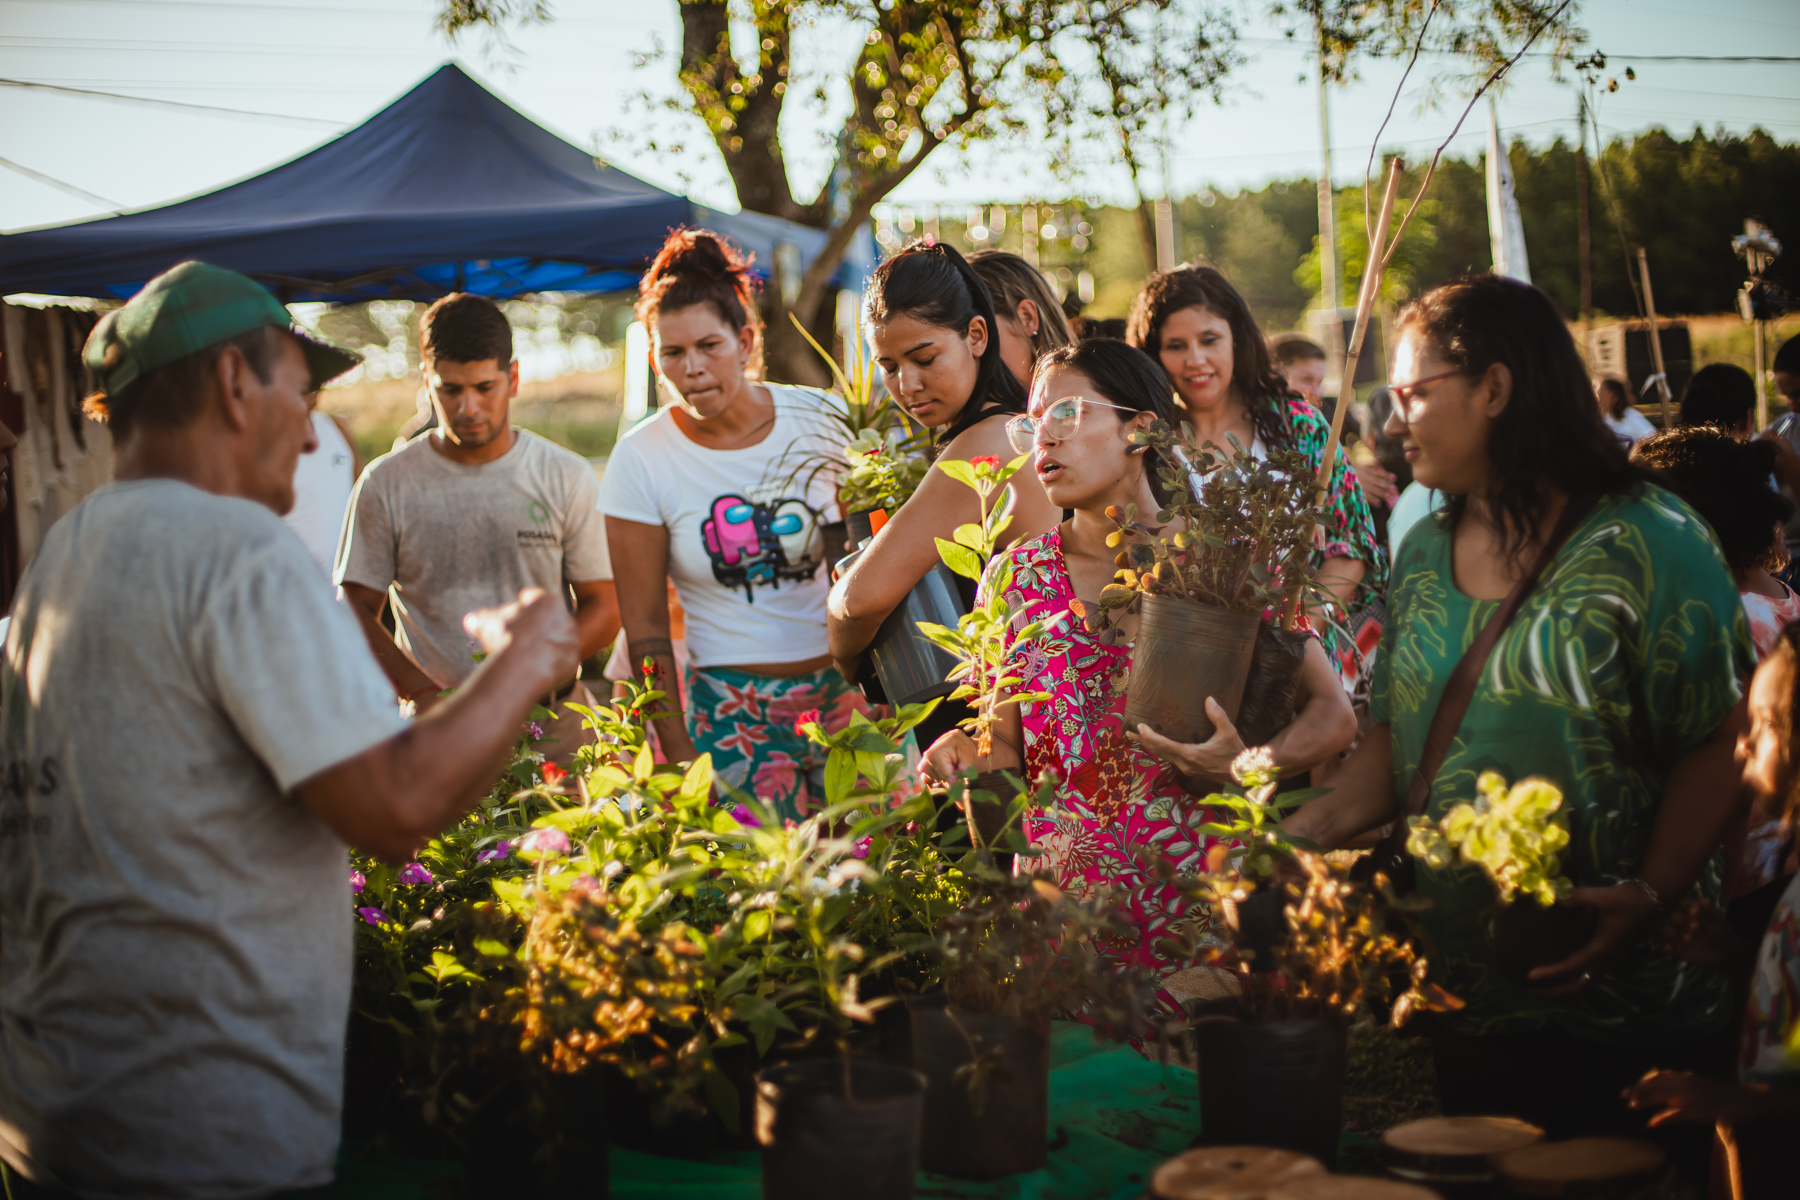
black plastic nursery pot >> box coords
[755,1058,927,1200]
[462,1070,609,1198]
[909,994,1051,1180]
[1123,594,1260,745]
[1193,1013,1347,1168]
[868,562,967,707]
[1490,898,1597,979]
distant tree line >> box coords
[1085,127,1800,329]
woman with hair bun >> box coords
[1127,265,1383,617]
[598,228,873,819]
[828,241,1060,742]
[968,250,1075,387]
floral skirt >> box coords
[684,664,886,821]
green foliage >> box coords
[916,454,1053,758]
[1405,769,1573,907]
[778,312,931,517]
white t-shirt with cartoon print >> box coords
[598,385,842,669]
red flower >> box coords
[970,455,1002,471]
[793,708,823,736]
[541,763,568,785]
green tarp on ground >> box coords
[611,1023,1200,1200]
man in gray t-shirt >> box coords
[0,263,578,1199]
[336,293,618,712]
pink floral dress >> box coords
[980,529,1230,979]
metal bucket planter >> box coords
[756,1058,927,1200]
[910,994,1051,1180]
[1235,622,1311,747]
[1194,1013,1347,1168]
[869,562,967,707]
[1123,594,1260,745]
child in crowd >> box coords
[1629,623,1800,1199]
[1597,373,1656,449]
[1633,426,1798,938]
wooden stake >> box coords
[1315,156,1403,507]
[1636,246,1675,429]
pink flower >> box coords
[852,838,872,859]
[541,763,568,786]
[519,827,570,857]
[476,840,512,863]
[398,862,433,886]
[970,455,1002,471]
[357,906,387,926]
[730,804,762,829]
[527,722,545,741]
[348,869,366,893]
[570,874,600,895]
[792,708,823,736]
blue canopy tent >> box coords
[0,63,867,302]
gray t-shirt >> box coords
[336,428,611,686]
[0,479,407,1198]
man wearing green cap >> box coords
[0,262,578,1199]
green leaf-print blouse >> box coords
[1370,485,1755,1045]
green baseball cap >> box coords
[83,261,361,397]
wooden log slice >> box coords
[1265,1177,1444,1200]
[1382,1116,1544,1192]
[1150,1146,1327,1200]
[1491,1137,1668,1198]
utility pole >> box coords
[1638,246,1675,429]
[1575,93,1593,360]
[1316,13,1342,390]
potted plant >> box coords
[1177,753,1463,1168]
[912,866,1174,1180]
[1098,429,1330,745]
[1405,770,1591,977]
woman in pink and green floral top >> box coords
[921,339,1358,987]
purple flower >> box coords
[349,869,366,893]
[730,804,762,829]
[398,862,434,886]
[519,827,570,857]
[357,906,387,926]
[851,838,872,860]
[476,839,513,863]
[527,722,546,741]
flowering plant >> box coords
[1405,770,1574,907]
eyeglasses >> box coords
[1388,369,1470,406]
[1006,397,1137,455]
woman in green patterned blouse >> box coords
[1282,276,1755,1168]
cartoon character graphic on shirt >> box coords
[701,494,823,601]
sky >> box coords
[1,0,1797,234]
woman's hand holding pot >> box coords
[1133,698,1246,782]
[1525,881,1663,996]
[921,730,981,787]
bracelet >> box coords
[404,684,440,702]
[1621,877,1663,912]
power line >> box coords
[0,77,341,124]
[0,155,121,209]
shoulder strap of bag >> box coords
[1401,490,1601,818]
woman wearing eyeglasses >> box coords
[1127,265,1383,620]
[920,338,1356,986]
[1280,277,1752,1181]
[828,243,1059,742]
